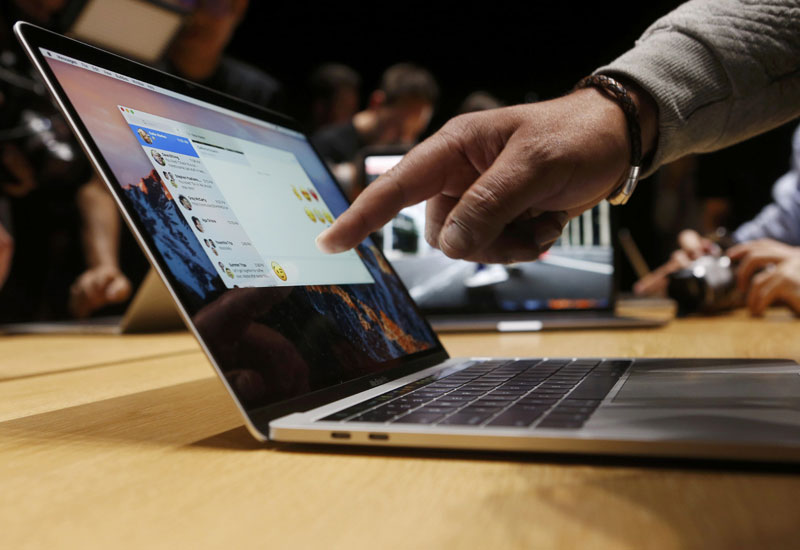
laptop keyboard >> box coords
[320,358,631,429]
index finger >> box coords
[316,133,478,253]
[726,242,754,260]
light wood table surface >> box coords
[1,310,799,550]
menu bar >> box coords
[40,48,304,140]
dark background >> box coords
[225,1,797,287]
[227,1,686,126]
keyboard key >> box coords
[470,395,511,404]
[352,408,398,422]
[471,400,512,410]
[461,406,503,414]
[518,397,558,406]
[393,411,446,424]
[439,411,494,426]
[487,406,548,427]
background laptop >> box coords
[18,22,800,462]
[0,268,184,334]
[359,150,667,332]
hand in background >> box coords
[634,229,719,296]
[318,86,658,264]
[740,256,800,316]
[727,239,800,294]
[68,264,132,318]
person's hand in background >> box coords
[738,255,800,316]
[70,176,131,318]
[634,229,720,296]
[728,239,800,293]
[727,239,800,316]
[68,264,131,318]
[317,85,658,264]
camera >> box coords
[0,50,86,190]
[668,255,740,315]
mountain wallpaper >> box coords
[124,168,438,408]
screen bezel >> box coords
[14,22,449,438]
[360,151,620,317]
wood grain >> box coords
[1,311,799,550]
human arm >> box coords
[69,176,131,318]
[318,85,658,263]
[317,0,800,261]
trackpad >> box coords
[614,371,800,407]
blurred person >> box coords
[317,0,799,270]
[635,124,800,314]
[307,63,361,132]
[457,91,504,115]
[312,63,438,192]
[693,124,796,235]
[0,0,283,319]
[165,0,284,111]
[0,2,134,320]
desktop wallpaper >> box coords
[46,55,439,408]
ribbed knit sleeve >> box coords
[595,0,800,177]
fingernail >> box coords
[537,211,569,248]
[536,224,564,249]
[315,230,345,254]
[554,210,569,226]
[440,220,471,255]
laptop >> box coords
[359,149,667,332]
[18,22,800,462]
[0,267,185,334]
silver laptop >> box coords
[360,150,666,332]
[0,268,184,334]
[18,22,800,462]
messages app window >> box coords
[120,106,374,288]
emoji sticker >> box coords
[301,190,311,201]
[305,207,316,222]
[309,188,319,201]
[271,261,287,281]
[313,208,324,222]
[292,186,302,200]
[324,211,334,224]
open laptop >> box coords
[18,22,800,462]
[360,150,666,332]
[0,268,185,334]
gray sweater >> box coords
[596,0,800,177]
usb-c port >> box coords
[368,433,389,441]
[331,432,351,439]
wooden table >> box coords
[1,310,799,549]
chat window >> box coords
[119,106,374,288]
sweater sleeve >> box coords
[594,0,800,177]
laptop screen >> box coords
[37,44,442,413]
[364,153,615,314]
